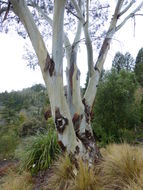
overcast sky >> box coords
[0,3,143,93]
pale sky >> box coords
[0,4,143,92]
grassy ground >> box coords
[1,143,143,190]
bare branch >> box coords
[84,0,125,107]
[116,2,143,32]
[65,6,80,20]
[32,3,53,26]
[10,0,50,72]
[70,0,85,23]
[118,0,136,17]
[30,1,71,55]
[86,0,89,23]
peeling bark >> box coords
[82,98,91,124]
[44,54,55,77]
[58,140,67,152]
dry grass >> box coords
[48,154,103,190]
[100,143,143,189]
[72,159,103,190]
[0,170,33,190]
[47,153,75,190]
[47,143,143,190]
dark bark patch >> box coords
[72,113,83,134]
[76,69,80,80]
[44,54,55,77]
[58,141,66,152]
[85,129,93,140]
[74,145,80,155]
[44,109,51,120]
[82,98,91,124]
[69,63,74,95]
[55,107,68,134]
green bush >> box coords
[92,70,140,144]
[16,129,60,174]
[0,131,19,160]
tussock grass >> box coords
[47,143,143,190]
[48,153,74,190]
[15,129,60,173]
[48,155,102,190]
[100,143,143,189]
[0,170,33,190]
[72,159,103,190]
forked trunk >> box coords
[10,0,142,164]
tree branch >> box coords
[84,0,124,107]
[70,0,85,23]
[118,0,136,17]
[31,1,71,59]
[0,6,7,15]
[116,2,143,32]
[10,0,50,72]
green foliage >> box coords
[16,129,60,174]
[0,130,19,160]
[92,70,140,144]
[135,48,143,87]
[19,118,47,137]
[112,52,134,73]
[0,84,49,125]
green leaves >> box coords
[92,70,140,145]
[16,129,60,174]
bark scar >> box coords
[55,107,68,134]
[72,113,83,134]
[44,54,55,77]
[82,98,91,124]
[58,140,66,151]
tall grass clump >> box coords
[16,129,60,173]
[48,154,103,190]
[72,159,103,190]
[100,143,143,190]
[48,153,74,190]
[0,170,33,190]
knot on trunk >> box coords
[55,107,68,134]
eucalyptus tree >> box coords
[0,0,143,162]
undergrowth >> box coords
[0,170,33,190]
[15,128,60,174]
[47,143,143,190]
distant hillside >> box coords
[0,84,50,136]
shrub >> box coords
[0,131,19,160]
[16,129,60,174]
[92,70,140,144]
